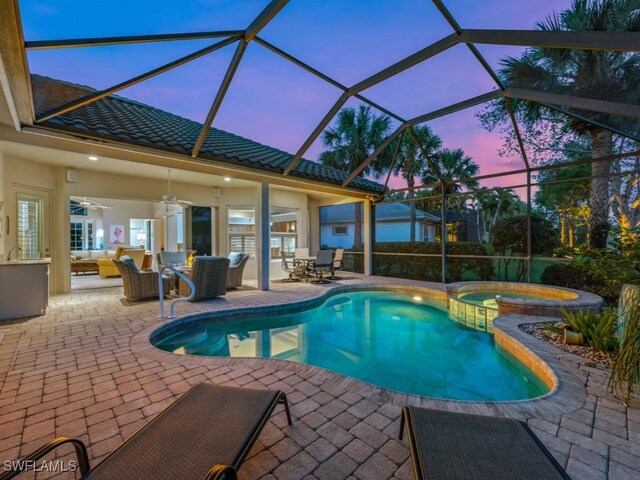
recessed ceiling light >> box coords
[88,155,98,161]
[224,177,232,182]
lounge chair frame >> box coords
[399,406,571,480]
[0,384,292,480]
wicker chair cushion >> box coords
[229,252,244,267]
[119,255,139,272]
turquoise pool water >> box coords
[152,291,549,401]
[459,291,550,309]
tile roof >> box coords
[30,75,384,194]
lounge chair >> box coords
[0,383,292,480]
[399,407,571,480]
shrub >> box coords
[561,309,618,352]
[542,250,640,306]
[371,241,493,282]
[491,215,558,281]
[541,263,600,289]
[610,295,640,405]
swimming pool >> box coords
[152,291,549,401]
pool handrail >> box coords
[158,265,195,319]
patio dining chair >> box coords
[330,248,344,280]
[280,251,305,282]
[311,250,333,284]
[0,383,293,480]
[399,406,571,480]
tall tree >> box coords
[535,165,592,247]
[479,0,640,248]
[421,148,479,196]
[392,126,442,241]
[474,187,525,242]
[319,105,392,248]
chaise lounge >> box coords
[0,383,292,480]
[399,406,571,480]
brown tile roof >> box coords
[31,75,384,193]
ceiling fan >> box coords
[71,196,112,210]
[161,169,192,206]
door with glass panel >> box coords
[17,193,48,259]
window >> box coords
[17,196,42,259]
[229,208,255,257]
[70,219,96,250]
[333,226,348,236]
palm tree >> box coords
[319,105,392,176]
[495,0,640,248]
[474,187,524,242]
[422,148,480,196]
[319,105,392,248]
[392,126,442,241]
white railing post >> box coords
[158,265,196,319]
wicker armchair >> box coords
[113,256,171,301]
[227,253,249,289]
[178,256,229,301]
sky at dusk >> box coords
[19,0,574,193]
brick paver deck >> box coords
[0,275,638,479]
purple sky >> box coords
[20,0,573,192]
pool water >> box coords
[459,291,550,309]
[153,291,549,401]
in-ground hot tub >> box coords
[447,282,603,333]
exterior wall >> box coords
[0,150,5,257]
[308,198,320,254]
[321,220,428,247]
[375,221,425,243]
[320,224,355,249]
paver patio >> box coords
[0,275,638,479]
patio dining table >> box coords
[293,255,316,281]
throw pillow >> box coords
[229,252,244,267]
[119,255,139,272]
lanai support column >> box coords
[256,182,270,291]
[363,198,374,276]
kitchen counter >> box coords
[0,258,50,320]
[0,258,52,265]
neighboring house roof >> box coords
[30,75,384,194]
[320,202,440,223]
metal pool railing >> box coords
[158,265,195,319]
